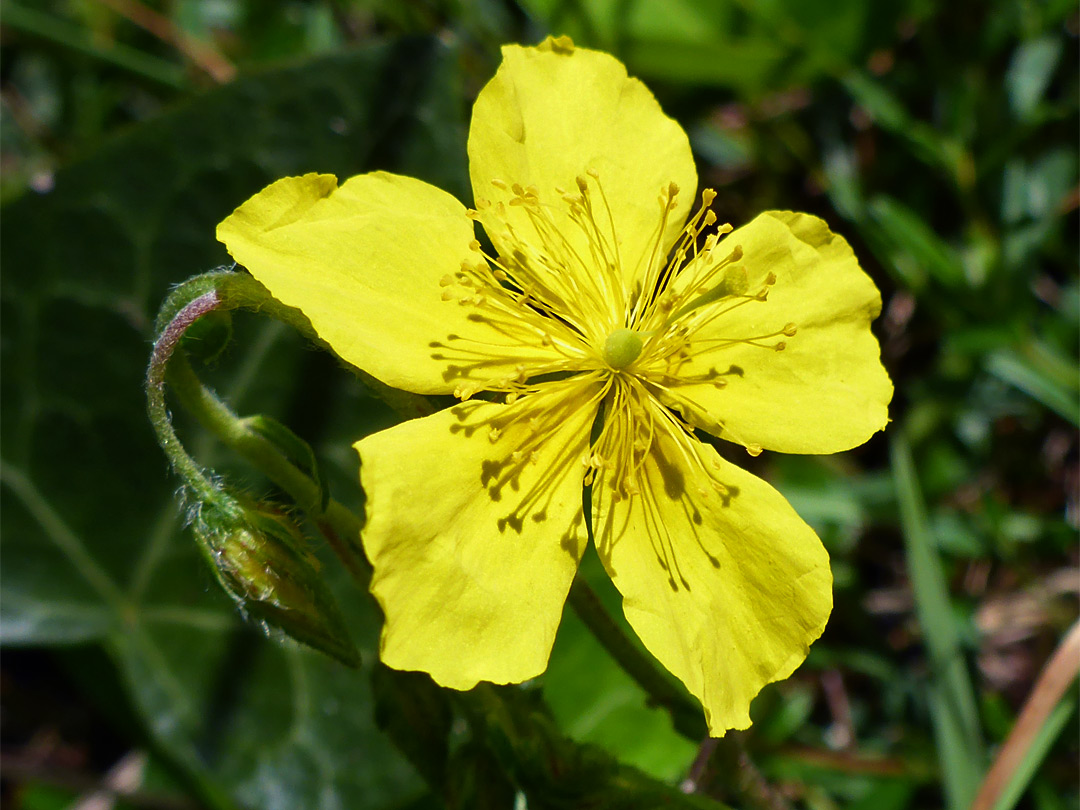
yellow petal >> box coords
[356,380,602,688]
[659,211,892,454]
[592,422,832,736]
[217,172,560,395]
[468,38,697,293]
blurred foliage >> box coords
[1,1,1076,809]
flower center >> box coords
[602,328,643,370]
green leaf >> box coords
[985,347,1080,426]
[3,2,187,89]
[544,550,698,781]
[868,194,968,289]
[520,0,884,95]
[841,72,967,181]
[890,434,986,810]
[109,615,424,810]
[1005,36,1063,121]
[243,414,330,511]
[991,686,1078,810]
[1,38,468,808]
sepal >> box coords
[194,494,359,667]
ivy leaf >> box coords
[1,38,465,809]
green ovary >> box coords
[603,328,644,370]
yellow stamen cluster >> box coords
[435,171,797,506]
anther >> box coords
[782,322,798,336]
[491,179,508,190]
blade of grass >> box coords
[891,434,986,810]
[3,3,186,89]
[985,348,1080,426]
[994,693,1077,810]
[95,0,235,83]
[973,620,1080,810]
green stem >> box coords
[146,290,230,508]
[567,577,707,740]
[165,349,369,577]
[148,279,369,578]
[687,735,794,810]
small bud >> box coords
[195,497,359,667]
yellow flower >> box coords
[217,36,892,736]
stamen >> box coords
[434,169,791,563]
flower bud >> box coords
[195,497,359,667]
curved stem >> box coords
[165,349,369,578]
[146,290,229,508]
